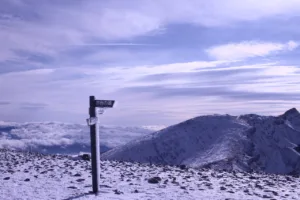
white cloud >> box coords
[206,41,299,60]
[287,41,299,50]
[0,60,299,125]
[2,0,300,63]
[0,122,154,152]
[231,65,300,94]
[1,0,300,125]
[0,60,230,107]
[102,60,230,76]
[260,65,300,76]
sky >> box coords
[0,0,300,126]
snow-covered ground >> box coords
[103,108,300,175]
[0,122,161,154]
[1,149,299,200]
[1,109,300,199]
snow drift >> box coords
[102,108,300,175]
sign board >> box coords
[94,100,115,108]
[88,96,115,194]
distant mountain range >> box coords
[0,122,161,154]
[102,108,300,175]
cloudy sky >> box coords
[0,0,300,126]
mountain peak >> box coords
[103,109,300,175]
[283,108,299,117]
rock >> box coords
[3,177,10,180]
[81,154,91,161]
[100,185,112,188]
[73,173,81,177]
[68,186,77,189]
[262,194,272,198]
[291,184,297,188]
[179,165,186,170]
[255,184,263,190]
[283,108,299,117]
[201,175,209,179]
[286,176,292,181]
[24,178,30,182]
[292,174,299,178]
[220,186,226,190]
[204,182,212,187]
[184,175,192,179]
[76,179,85,182]
[113,189,123,195]
[148,177,162,184]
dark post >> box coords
[89,96,100,194]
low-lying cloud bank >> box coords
[0,121,161,154]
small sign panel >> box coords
[94,100,115,108]
[86,117,98,126]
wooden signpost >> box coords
[87,96,115,194]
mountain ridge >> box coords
[102,108,300,175]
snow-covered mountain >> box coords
[0,122,160,155]
[102,108,300,175]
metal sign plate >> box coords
[94,100,115,108]
[86,117,98,126]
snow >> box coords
[102,108,300,175]
[1,149,299,200]
[1,109,300,199]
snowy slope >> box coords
[0,122,158,155]
[1,149,299,200]
[102,108,300,175]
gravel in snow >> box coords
[1,149,299,200]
